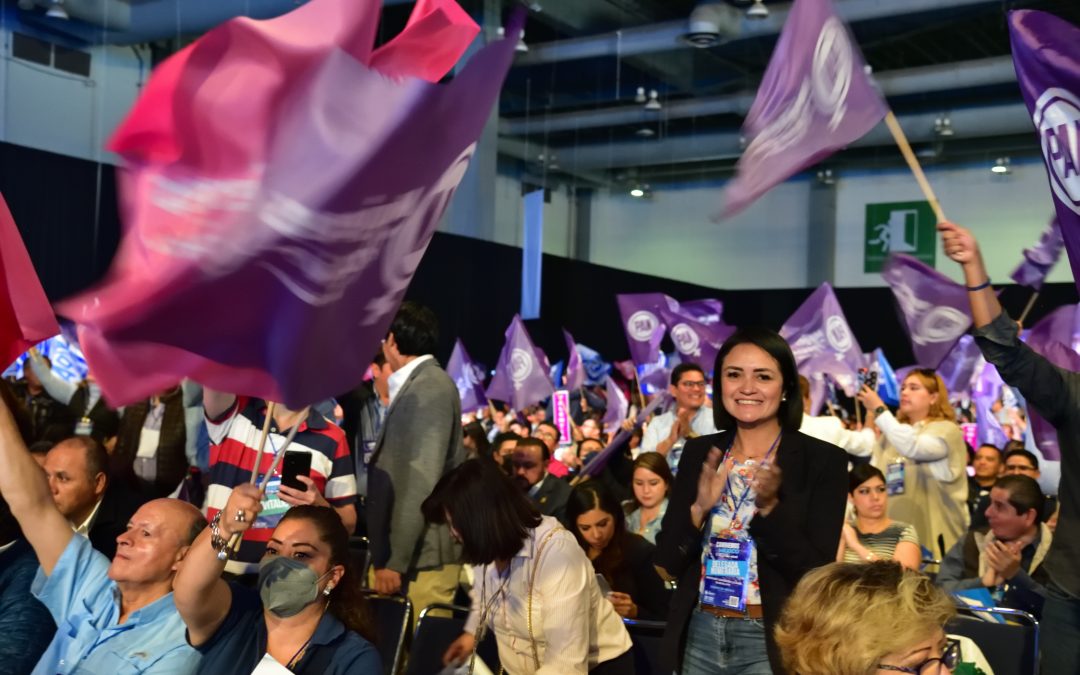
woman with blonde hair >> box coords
[857,369,969,557]
[775,561,958,675]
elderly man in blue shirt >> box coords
[0,395,205,674]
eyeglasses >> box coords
[878,639,960,674]
[1004,464,1036,473]
[678,380,708,390]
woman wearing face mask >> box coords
[857,369,969,558]
[836,465,921,570]
[173,483,380,674]
[625,452,673,545]
[566,482,671,620]
[655,327,848,675]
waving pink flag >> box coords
[57,0,519,407]
[0,194,59,368]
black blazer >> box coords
[603,532,672,621]
[654,430,848,674]
[531,474,572,526]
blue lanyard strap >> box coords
[719,431,782,524]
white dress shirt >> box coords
[386,354,434,404]
[464,516,632,674]
[799,414,876,457]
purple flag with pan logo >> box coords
[882,254,972,369]
[616,293,671,367]
[602,375,629,436]
[1009,11,1080,298]
[721,0,887,218]
[563,329,586,391]
[447,339,487,413]
[1022,303,1080,461]
[661,298,735,373]
[780,283,864,395]
[1010,217,1064,290]
[486,314,555,410]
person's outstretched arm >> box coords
[938,221,1003,329]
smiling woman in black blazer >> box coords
[654,327,848,675]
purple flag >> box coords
[973,362,1010,449]
[661,297,736,374]
[602,375,629,436]
[580,393,668,478]
[1022,303,1080,460]
[1025,303,1080,356]
[882,254,972,369]
[1010,217,1064,290]
[447,339,487,412]
[936,335,983,396]
[616,293,670,366]
[563,329,586,390]
[1009,11,1080,298]
[780,283,864,395]
[485,314,555,410]
[55,0,515,408]
[721,0,887,218]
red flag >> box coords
[56,0,517,407]
[0,194,59,368]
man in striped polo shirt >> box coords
[201,393,357,575]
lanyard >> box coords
[719,431,782,528]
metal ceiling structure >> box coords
[9,0,1080,187]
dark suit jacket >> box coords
[367,358,464,574]
[88,481,149,560]
[604,532,672,621]
[654,431,848,674]
[530,474,572,525]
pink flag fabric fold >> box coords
[0,193,60,369]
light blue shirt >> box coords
[626,498,669,545]
[31,535,199,675]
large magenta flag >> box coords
[721,0,887,217]
[56,0,518,407]
[0,194,59,369]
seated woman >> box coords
[775,561,958,675]
[625,452,672,545]
[173,485,380,674]
[837,464,921,570]
[566,482,672,620]
[427,459,634,674]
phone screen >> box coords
[281,451,312,491]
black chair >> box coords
[948,604,1039,675]
[362,592,412,675]
[623,618,666,675]
[349,536,372,588]
[405,603,501,675]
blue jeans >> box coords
[681,609,773,675]
[1041,583,1080,673]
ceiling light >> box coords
[629,183,652,199]
[816,169,836,185]
[746,0,769,20]
[682,2,731,48]
[516,34,529,53]
[634,87,647,104]
[991,157,1011,175]
[635,126,656,138]
[644,89,661,111]
[934,115,954,137]
[45,0,69,19]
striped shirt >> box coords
[206,397,356,574]
[842,521,919,564]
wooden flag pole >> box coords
[884,111,947,223]
[1017,291,1041,327]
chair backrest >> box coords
[623,618,666,675]
[362,592,412,675]
[948,605,1039,675]
[405,603,501,675]
[349,536,372,588]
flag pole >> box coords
[883,111,947,223]
[1017,291,1040,326]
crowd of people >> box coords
[0,220,1074,674]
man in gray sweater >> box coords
[368,302,465,619]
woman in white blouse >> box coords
[857,368,969,558]
[424,459,633,675]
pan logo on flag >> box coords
[812,17,853,131]
[914,307,969,345]
[628,311,660,342]
[1034,88,1080,213]
[825,315,853,352]
[671,323,701,357]
[509,348,534,389]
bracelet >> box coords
[966,279,991,292]
[209,512,230,560]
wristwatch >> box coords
[874,405,887,416]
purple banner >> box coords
[485,314,555,410]
[721,0,887,217]
[616,293,670,367]
[780,283,864,395]
[582,393,669,479]
[1010,217,1064,290]
[973,362,1009,450]
[1023,303,1080,460]
[1009,11,1080,300]
[882,254,972,369]
[661,297,735,374]
[552,389,572,445]
[602,375,630,435]
[447,339,487,413]
[563,329,586,391]
[55,0,513,408]
[936,335,983,397]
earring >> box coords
[323,584,334,597]
[781,395,787,401]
